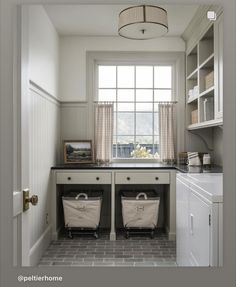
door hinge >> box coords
[209,214,211,226]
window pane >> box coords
[154,104,159,112]
[136,103,153,112]
[154,113,159,134]
[136,113,153,135]
[98,66,116,88]
[117,113,134,135]
[154,66,172,88]
[136,66,153,88]
[117,136,135,144]
[154,136,160,144]
[116,136,135,158]
[154,89,172,101]
[98,89,116,101]
[117,89,134,102]
[117,103,134,111]
[154,136,160,157]
[117,66,134,88]
[136,136,153,145]
[136,89,153,102]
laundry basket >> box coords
[121,192,160,238]
[62,193,102,238]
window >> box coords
[97,64,173,159]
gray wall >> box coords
[213,127,223,165]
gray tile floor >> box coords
[38,232,176,267]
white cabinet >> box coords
[56,171,112,184]
[189,190,210,266]
[115,172,170,184]
[176,173,223,266]
[52,168,176,241]
[176,175,190,266]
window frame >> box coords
[87,51,184,163]
[95,61,175,162]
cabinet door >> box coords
[189,190,210,266]
[176,176,190,266]
[214,13,223,119]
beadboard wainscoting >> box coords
[29,82,60,266]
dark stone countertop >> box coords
[51,163,222,173]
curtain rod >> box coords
[93,101,178,104]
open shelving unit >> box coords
[186,23,223,130]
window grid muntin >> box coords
[98,64,173,158]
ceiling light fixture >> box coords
[118,5,168,40]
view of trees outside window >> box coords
[98,65,172,158]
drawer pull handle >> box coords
[67,177,71,181]
[96,177,100,181]
[155,177,159,180]
[127,177,130,181]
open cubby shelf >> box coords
[186,19,223,130]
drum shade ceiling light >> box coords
[118,5,168,40]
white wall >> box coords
[59,36,186,156]
[28,6,60,265]
[29,5,59,98]
[59,36,185,102]
[61,103,89,140]
[29,84,60,265]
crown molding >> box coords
[181,4,223,42]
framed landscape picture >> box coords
[64,140,94,164]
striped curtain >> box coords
[159,103,176,163]
[94,103,114,163]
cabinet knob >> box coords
[96,177,100,181]
[67,177,71,181]
[155,177,159,180]
[127,177,130,181]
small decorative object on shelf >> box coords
[188,85,199,101]
[63,140,94,164]
[191,109,198,124]
[205,71,214,90]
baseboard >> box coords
[29,225,52,266]
[165,226,176,241]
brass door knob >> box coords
[23,189,38,211]
[27,195,38,206]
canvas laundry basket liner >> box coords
[62,193,102,229]
[121,192,160,229]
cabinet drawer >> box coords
[56,172,111,184]
[115,172,169,184]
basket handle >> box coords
[75,193,88,200]
[136,192,147,200]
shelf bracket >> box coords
[188,130,214,151]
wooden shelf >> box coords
[187,68,198,80]
[199,86,214,98]
[199,53,214,69]
[187,96,198,104]
[186,19,223,130]
[187,118,223,130]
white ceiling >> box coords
[44,4,199,37]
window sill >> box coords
[112,158,161,164]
